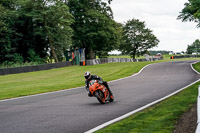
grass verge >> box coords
[96,62,200,133]
[0,62,154,100]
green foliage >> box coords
[18,0,74,62]
[27,49,44,63]
[186,39,200,54]
[1,0,162,64]
[0,1,18,64]
[12,53,24,64]
[149,50,171,55]
[43,0,74,62]
[178,0,200,27]
[68,0,121,59]
[0,0,74,64]
[119,18,159,59]
[0,61,44,69]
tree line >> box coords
[0,0,159,65]
[186,39,200,54]
[178,0,200,54]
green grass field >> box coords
[0,62,154,100]
[0,57,199,100]
[96,62,200,133]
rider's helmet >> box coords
[84,71,91,79]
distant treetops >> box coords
[0,0,159,64]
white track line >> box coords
[0,64,152,102]
[85,61,200,133]
[109,64,152,83]
[191,61,200,75]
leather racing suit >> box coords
[85,75,112,96]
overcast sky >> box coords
[110,0,200,52]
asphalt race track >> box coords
[0,61,200,133]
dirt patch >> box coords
[173,103,197,133]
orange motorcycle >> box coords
[89,80,114,104]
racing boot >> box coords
[103,81,114,99]
[107,86,114,99]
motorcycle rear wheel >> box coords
[95,90,105,104]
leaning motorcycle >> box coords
[89,80,114,104]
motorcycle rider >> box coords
[84,71,113,98]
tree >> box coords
[0,4,11,63]
[186,39,200,54]
[0,0,22,64]
[178,0,200,27]
[149,50,171,55]
[18,0,74,62]
[68,0,120,59]
[119,18,159,59]
[0,0,74,64]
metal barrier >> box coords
[171,55,200,59]
[0,61,72,76]
[196,86,200,133]
[0,56,163,76]
[86,57,162,66]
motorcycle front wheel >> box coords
[95,90,105,104]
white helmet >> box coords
[84,71,91,79]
